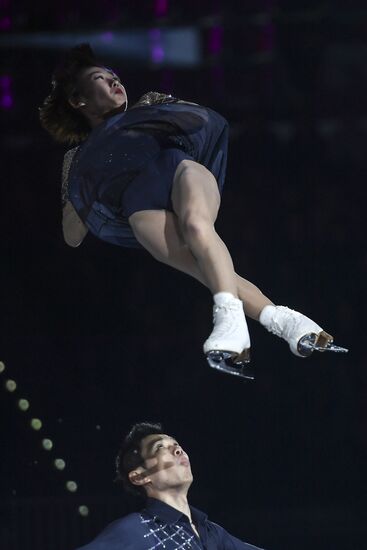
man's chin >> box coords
[184,473,194,485]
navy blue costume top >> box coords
[76,498,264,550]
[65,96,229,249]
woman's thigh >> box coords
[128,209,205,282]
[171,160,221,224]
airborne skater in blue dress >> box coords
[40,44,348,379]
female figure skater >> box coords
[40,45,347,379]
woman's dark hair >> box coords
[39,43,103,145]
[40,43,180,146]
[115,422,163,498]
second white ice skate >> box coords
[259,305,348,357]
[204,293,253,379]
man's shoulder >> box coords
[206,518,264,550]
[76,512,144,550]
[108,511,144,531]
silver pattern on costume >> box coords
[61,146,79,206]
[133,92,178,108]
[140,514,202,550]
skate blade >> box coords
[206,349,254,380]
[297,331,349,357]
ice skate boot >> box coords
[203,292,254,380]
[259,305,348,357]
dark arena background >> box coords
[1,1,366,549]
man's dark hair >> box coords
[39,43,103,145]
[115,422,163,498]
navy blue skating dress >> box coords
[65,93,229,248]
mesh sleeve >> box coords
[61,146,79,206]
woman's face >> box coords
[75,65,127,117]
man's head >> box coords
[116,422,193,499]
[39,43,127,144]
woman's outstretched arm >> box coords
[61,147,89,247]
[62,200,89,247]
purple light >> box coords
[0,16,11,30]
[154,0,168,17]
[152,46,164,63]
[1,94,13,109]
[150,28,161,40]
[101,31,114,43]
[0,75,11,87]
[149,29,165,64]
[208,26,223,55]
[0,74,13,109]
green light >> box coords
[78,505,89,517]
[54,458,66,471]
[66,481,78,493]
[42,438,53,451]
[30,418,42,430]
[18,398,30,411]
[5,379,16,392]
[0,361,5,373]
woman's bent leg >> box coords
[129,206,251,372]
[129,209,206,283]
[129,209,347,359]
[171,160,238,296]
[129,209,273,320]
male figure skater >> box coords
[77,422,266,549]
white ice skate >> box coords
[259,305,348,357]
[203,292,254,380]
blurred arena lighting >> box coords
[17,398,30,411]
[5,379,17,392]
[149,28,164,63]
[154,0,169,18]
[66,481,78,493]
[78,505,90,517]
[42,438,53,451]
[0,16,11,30]
[0,75,12,109]
[30,418,42,430]
[54,458,66,471]
[0,28,201,67]
[1,363,87,516]
[207,25,223,55]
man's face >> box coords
[76,65,127,114]
[138,433,193,494]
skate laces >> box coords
[211,302,242,338]
[270,306,301,339]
